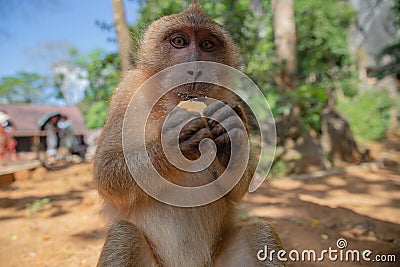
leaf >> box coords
[41,236,51,241]
[310,219,320,228]
[320,234,329,240]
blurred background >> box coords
[0,0,399,172]
[0,0,399,266]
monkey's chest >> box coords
[133,203,225,266]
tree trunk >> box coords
[271,0,297,92]
[112,0,134,73]
[271,0,322,173]
[275,106,330,174]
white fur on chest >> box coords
[132,201,227,267]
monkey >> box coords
[94,2,285,266]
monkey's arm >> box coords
[97,221,159,267]
[93,110,141,207]
[94,70,151,206]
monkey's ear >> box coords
[189,0,200,9]
[191,0,201,8]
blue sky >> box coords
[0,0,140,77]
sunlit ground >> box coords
[0,137,399,267]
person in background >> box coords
[0,111,18,165]
[57,115,87,161]
[45,116,59,163]
[58,115,74,150]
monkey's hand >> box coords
[203,101,247,167]
[162,107,212,160]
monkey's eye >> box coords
[200,40,216,51]
[170,36,189,48]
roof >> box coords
[0,104,86,137]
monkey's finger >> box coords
[215,128,246,147]
[170,106,199,117]
[203,101,227,118]
[211,124,226,138]
[211,117,242,139]
[206,104,243,127]
[207,104,245,130]
[179,128,212,153]
[214,132,230,146]
[164,108,202,130]
[207,118,217,129]
[179,117,209,141]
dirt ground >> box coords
[0,135,399,266]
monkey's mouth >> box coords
[177,82,212,100]
[177,93,196,101]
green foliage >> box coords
[26,198,50,216]
[283,0,358,131]
[50,48,120,129]
[392,0,400,26]
[204,0,275,91]
[276,85,329,131]
[137,0,189,23]
[248,92,278,123]
[73,49,121,129]
[295,0,356,92]
[78,101,109,129]
[269,159,290,178]
[74,49,120,102]
[371,39,400,80]
[0,72,50,104]
[337,90,394,141]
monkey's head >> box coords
[137,3,239,75]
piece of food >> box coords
[178,99,207,114]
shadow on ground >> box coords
[241,165,400,267]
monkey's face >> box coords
[138,4,239,75]
[163,28,225,66]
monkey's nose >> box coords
[187,70,203,80]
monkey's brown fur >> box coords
[95,3,284,266]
